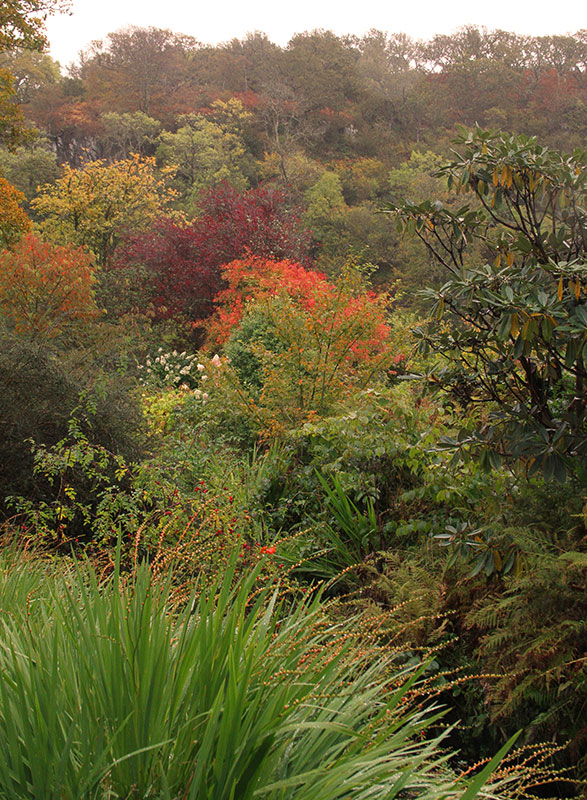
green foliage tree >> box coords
[157,112,247,202]
[0,137,60,204]
[0,47,60,103]
[386,150,470,303]
[303,171,349,268]
[0,67,33,149]
[98,111,161,160]
[387,127,587,479]
[387,150,446,201]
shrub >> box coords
[0,331,144,516]
[138,347,202,390]
[465,497,587,766]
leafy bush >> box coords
[0,331,144,516]
[200,259,396,439]
[387,128,587,478]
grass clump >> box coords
[0,544,552,800]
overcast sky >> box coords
[45,0,587,69]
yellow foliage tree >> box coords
[32,154,177,265]
[0,175,32,246]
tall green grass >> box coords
[0,548,524,799]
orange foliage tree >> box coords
[0,175,32,247]
[207,255,391,358]
[0,234,98,337]
[203,256,395,432]
[205,256,330,349]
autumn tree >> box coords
[109,183,313,324]
[26,86,102,165]
[79,26,199,120]
[32,154,177,265]
[192,181,312,271]
[205,255,331,348]
[0,175,32,245]
[204,255,393,432]
[0,0,70,51]
[0,233,97,337]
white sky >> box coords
[45,0,587,69]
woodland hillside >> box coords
[0,8,586,799]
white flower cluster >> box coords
[139,348,201,389]
[139,350,225,398]
[190,353,223,403]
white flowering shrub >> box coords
[138,351,226,399]
[138,349,202,390]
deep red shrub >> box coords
[109,183,313,322]
[111,217,217,320]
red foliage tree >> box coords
[194,182,313,271]
[109,182,313,323]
